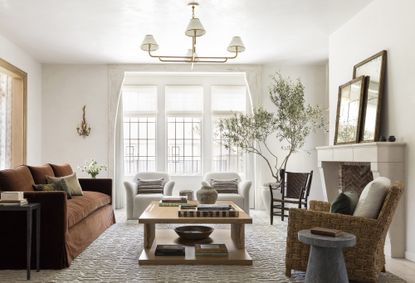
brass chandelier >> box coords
[140,1,245,64]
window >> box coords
[167,117,201,175]
[0,59,27,170]
[166,86,203,175]
[0,72,12,169]
[123,86,157,175]
[211,86,247,173]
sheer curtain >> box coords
[0,72,12,169]
[108,69,126,209]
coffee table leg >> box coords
[144,223,155,249]
[231,223,245,249]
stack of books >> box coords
[195,244,228,257]
[0,191,28,206]
[178,204,239,217]
[159,196,188,207]
[155,244,185,256]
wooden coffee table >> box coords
[138,201,253,265]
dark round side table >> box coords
[298,229,356,283]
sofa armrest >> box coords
[23,191,68,267]
[309,200,331,212]
[164,180,175,196]
[78,178,112,197]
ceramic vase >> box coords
[196,185,218,204]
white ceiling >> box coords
[0,0,372,64]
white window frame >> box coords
[122,85,158,175]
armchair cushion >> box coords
[209,178,239,193]
[136,177,164,194]
[353,177,390,219]
[330,191,359,215]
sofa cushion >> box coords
[67,191,111,228]
[33,179,72,199]
[49,163,73,177]
[47,173,83,196]
[353,177,391,219]
[28,164,55,184]
[0,166,34,191]
[210,178,239,194]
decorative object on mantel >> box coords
[334,76,366,145]
[388,135,396,142]
[219,72,326,183]
[76,105,91,137]
[380,136,387,141]
[353,50,387,143]
[79,159,107,178]
[196,185,218,204]
[140,1,245,65]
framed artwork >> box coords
[334,76,366,145]
[353,50,387,142]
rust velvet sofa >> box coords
[0,163,115,269]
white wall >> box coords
[329,0,415,260]
[41,63,328,209]
[0,33,42,164]
[42,65,109,176]
[256,64,329,208]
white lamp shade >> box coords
[185,18,206,37]
[140,34,159,51]
[227,36,245,53]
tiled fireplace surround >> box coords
[316,142,406,258]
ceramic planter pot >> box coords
[196,185,218,204]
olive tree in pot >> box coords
[218,72,326,208]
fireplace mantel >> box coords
[316,142,406,258]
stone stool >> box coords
[179,190,194,201]
[298,229,356,283]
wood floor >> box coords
[386,257,415,282]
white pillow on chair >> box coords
[353,177,391,219]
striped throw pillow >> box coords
[210,178,239,194]
[136,178,164,194]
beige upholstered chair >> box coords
[124,172,175,220]
[285,182,404,283]
[202,172,251,214]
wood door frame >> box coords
[0,58,27,166]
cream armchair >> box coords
[124,172,175,220]
[202,172,251,214]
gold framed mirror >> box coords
[334,76,366,145]
[353,50,387,142]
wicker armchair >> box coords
[285,182,404,283]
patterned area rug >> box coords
[0,210,405,282]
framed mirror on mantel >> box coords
[334,76,366,145]
[353,50,387,142]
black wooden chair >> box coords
[269,170,313,224]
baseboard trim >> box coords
[405,251,415,262]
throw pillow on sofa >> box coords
[136,178,164,194]
[33,179,72,199]
[47,172,83,196]
[353,177,391,219]
[209,178,239,194]
[330,191,359,215]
